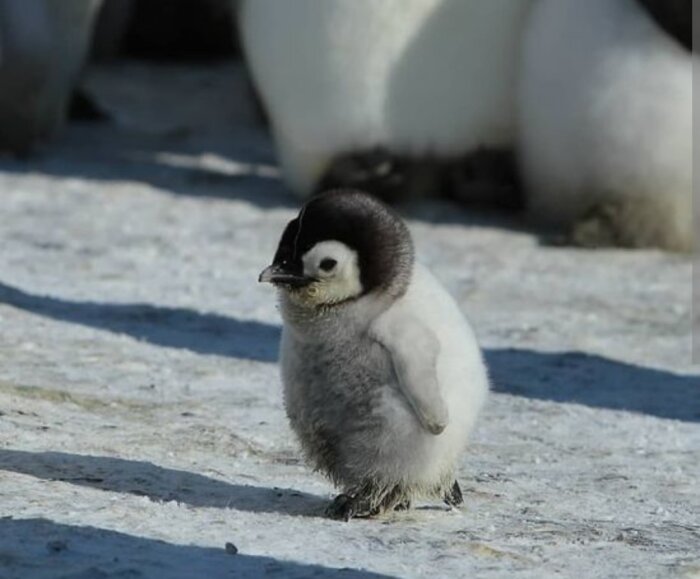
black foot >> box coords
[393,499,412,511]
[445,148,523,211]
[571,203,624,248]
[443,481,463,508]
[325,493,379,522]
[317,148,442,204]
[325,483,408,521]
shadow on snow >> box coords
[0,281,280,363]
[0,449,325,517]
[0,517,396,579]
[1,281,697,421]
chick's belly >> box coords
[283,340,450,484]
[365,386,455,487]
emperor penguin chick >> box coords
[259,190,489,520]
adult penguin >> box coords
[517,0,693,250]
[0,0,51,152]
[239,0,533,201]
[0,0,102,154]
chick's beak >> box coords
[258,264,314,287]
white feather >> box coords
[240,0,533,195]
[517,0,693,250]
[279,262,488,494]
[368,263,488,488]
[0,0,102,151]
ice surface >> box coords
[0,62,698,579]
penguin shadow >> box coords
[0,281,281,363]
[486,348,700,422]
[0,449,326,517]
[0,123,296,209]
[2,281,697,420]
[0,518,397,578]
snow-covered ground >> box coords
[0,62,698,579]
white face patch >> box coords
[298,240,363,306]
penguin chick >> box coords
[259,190,489,520]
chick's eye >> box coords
[319,258,337,272]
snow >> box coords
[0,62,698,579]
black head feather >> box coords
[272,190,414,296]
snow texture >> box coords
[0,62,698,579]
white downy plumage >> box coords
[240,0,533,196]
[0,0,102,152]
[517,0,693,250]
[279,261,489,513]
[364,263,489,491]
